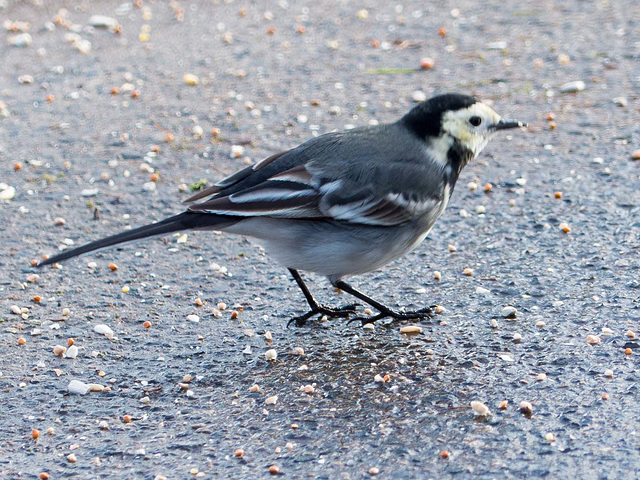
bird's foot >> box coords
[348,306,435,326]
[288,303,359,327]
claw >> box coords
[287,303,360,327]
[348,306,434,326]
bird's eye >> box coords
[469,116,482,127]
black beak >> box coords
[494,119,527,130]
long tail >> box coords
[38,212,233,267]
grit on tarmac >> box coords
[1,1,639,479]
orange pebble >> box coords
[440,450,450,458]
[14,162,23,171]
[166,132,174,143]
[554,192,562,199]
[235,448,244,457]
[483,183,493,192]
[32,429,40,439]
[68,338,75,346]
[231,310,239,319]
[39,473,50,480]
[602,393,609,400]
[110,87,119,95]
[31,259,38,266]
[625,348,633,355]
[108,262,118,271]
[438,27,447,37]
[371,39,379,48]
[296,25,306,34]
[151,145,160,153]
[546,113,555,121]
[130,90,140,98]
[150,173,160,182]
[33,295,41,303]
[266,27,275,35]
[46,95,54,102]
[269,465,280,474]
[18,337,26,345]
[143,321,151,329]
[122,414,132,423]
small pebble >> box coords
[265,395,278,405]
[501,306,517,318]
[399,325,422,334]
[467,181,477,191]
[586,335,601,345]
[490,319,498,328]
[94,324,114,339]
[8,32,32,47]
[433,271,441,281]
[434,305,446,314]
[65,345,78,359]
[476,205,486,214]
[626,330,636,339]
[559,80,585,93]
[369,467,380,475]
[545,433,555,442]
[476,287,490,295]
[249,384,260,393]
[613,97,628,107]
[625,348,633,355]
[0,186,16,200]
[470,401,491,416]
[536,373,547,381]
[187,314,200,323]
[411,90,427,102]
[362,323,375,331]
[519,401,533,414]
[604,369,614,378]
[53,345,67,356]
[265,349,277,361]
[177,233,188,244]
[230,145,245,158]
[559,222,571,233]
[121,285,130,293]
[631,150,640,161]
[89,15,118,28]
[235,448,244,457]
[440,450,450,459]
[68,380,91,395]
[67,453,77,463]
[499,400,508,410]
[183,73,199,85]
[463,268,473,276]
[293,347,304,355]
[513,333,522,342]
[269,465,280,475]
[303,385,314,394]
[419,57,435,70]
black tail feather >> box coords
[37,212,230,267]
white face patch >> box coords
[441,103,502,157]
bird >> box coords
[38,93,525,326]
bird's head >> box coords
[402,93,525,159]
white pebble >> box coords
[411,90,427,102]
[93,324,114,339]
[467,182,477,191]
[68,380,91,395]
[604,369,614,378]
[8,33,32,47]
[187,314,200,323]
[265,349,277,361]
[559,80,585,93]
[230,145,245,158]
[470,400,491,416]
[176,233,188,244]
[476,205,486,214]
[265,395,278,405]
[476,287,490,295]
[0,186,16,200]
[613,97,628,107]
[89,15,118,28]
[501,306,517,318]
[65,345,79,359]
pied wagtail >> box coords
[38,93,526,326]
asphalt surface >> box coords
[1,1,639,479]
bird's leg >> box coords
[334,280,434,325]
[287,269,358,327]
